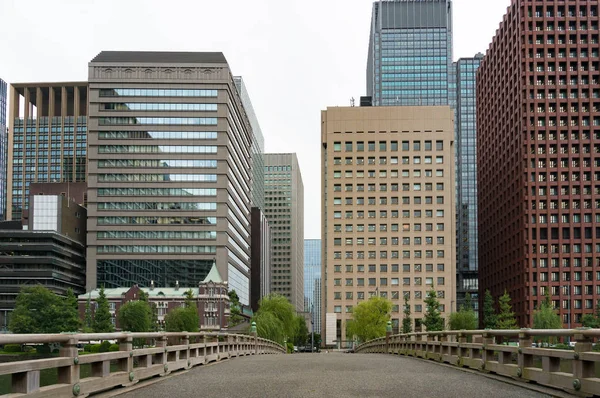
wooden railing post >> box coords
[57,334,80,395]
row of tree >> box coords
[10,286,202,334]
[346,287,567,343]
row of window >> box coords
[98,117,218,126]
[332,250,446,260]
[333,140,444,152]
[98,145,217,154]
[532,257,598,268]
[532,285,600,297]
[98,173,217,182]
[97,202,217,211]
[333,223,445,233]
[334,236,445,246]
[99,89,218,97]
[333,196,444,206]
[97,245,216,254]
[101,103,218,111]
[533,213,600,224]
[97,216,217,225]
[333,182,445,193]
[533,271,600,282]
[333,156,445,166]
[333,303,444,314]
[98,159,217,168]
[98,131,218,140]
[333,276,446,288]
[97,188,216,197]
[532,243,600,254]
[97,230,217,240]
[333,209,445,219]
[333,263,445,273]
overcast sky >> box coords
[0,0,511,239]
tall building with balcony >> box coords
[478,1,600,327]
[264,153,304,311]
[366,0,454,107]
[7,82,88,222]
[321,105,456,347]
[455,54,483,311]
[304,239,322,334]
[0,79,7,222]
[86,51,253,305]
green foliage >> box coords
[108,344,120,352]
[83,344,92,352]
[117,300,152,332]
[3,344,22,353]
[228,290,245,327]
[581,301,600,328]
[482,289,497,329]
[312,333,322,349]
[93,286,114,333]
[449,293,478,331]
[90,344,102,353]
[252,294,297,344]
[346,296,392,342]
[99,340,112,353]
[293,315,308,346]
[83,295,94,333]
[402,295,412,334]
[9,286,80,333]
[164,304,199,332]
[533,291,562,345]
[423,287,444,332]
[286,341,294,353]
[497,289,518,329]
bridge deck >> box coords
[118,353,553,398]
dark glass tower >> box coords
[455,54,483,311]
[366,0,454,106]
[0,79,6,222]
[304,239,321,334]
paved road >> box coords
[119,353,554,398]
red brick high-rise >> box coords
[478,0,600,328]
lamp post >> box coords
[311,304,315,353]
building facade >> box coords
[7,82,88,222]
[86,51,253,305]
[0,194,87,331]
[250,207,271,311]
[455,54,483,311]
[304,239,322,334]
[0,79,7,222]
[478,0,600,327]
[264,153,304,311]
[366,0,454,107]
[321,106,456,347]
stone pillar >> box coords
[385,321,392,354]
[156,334,169,376]
[119,334,136,386]
[58,336,80,386]
[518,328,533,372]
[573,328,594,380]
[250,321,258,355]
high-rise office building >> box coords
[478,1,600,327]
[0,79,7,222]
[86,51,254,305]
[304,239,322,334]
[455,54,483,311]
[321,106,456,347]
[7,83,88,222]
[366,0,454,107]
[264,153,304,311]
[251,207,271,311]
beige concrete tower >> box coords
[264,153,304,312]
[321,106,456,347]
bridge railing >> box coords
[355,328,600,396]
[0,331,284,397]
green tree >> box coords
[9,286,65,333]
[164,290,199,332]
[496,289,518,329]
[449,293,477,331]
[254,294,297,340]
[61,288,81,332]
[93,286,114,333]
[581,301,600,328]
[253,310,284,344]
[293,315,309,346]
[533,291,562,346]
[423,287,444,332]
[83,294,94,333]
[346,296,392,343]
[402,294,412,334]
[482,289,497,329]
[117,300,152,332]
[228,290,244,327]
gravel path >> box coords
[118,352,555,398]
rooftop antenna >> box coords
[350,97,355,107]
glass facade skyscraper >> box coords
[0,79,7,221]
[7,83,88,222]
[455,55,482,311]
[304,239,321,334]
[367,0,453,106]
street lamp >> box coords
[311,304,315,353]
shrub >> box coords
[109,344,120,352]
[35,344,52,354]
[3,344,22,353]
[90,344,102,353]
[99,341,112,353]
[552,343,573,350]
[83,344,92,352]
